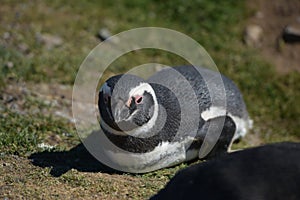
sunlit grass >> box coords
[0,0,299,199]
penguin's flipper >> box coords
[200,116,236,159]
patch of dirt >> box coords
[0,155,165,199]
[0,81,76,148]
[0,81,77,123]
[246,0,300,73]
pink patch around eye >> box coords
[135,95,143,104]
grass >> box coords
[0,0,299,199]
[0,108,77,156]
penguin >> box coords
[150,142,300,200]
[98,65,252,172]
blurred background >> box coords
[0,0,299,199]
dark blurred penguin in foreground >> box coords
[150,142,300,200]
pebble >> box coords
[244,24,263,48]
[3,32,10,40]
[97,28,120,44]
[255,11,264,19]
[18,43,29,53]
[36,33,63,49]
[5,61,14,69]
[282,25,300,43]
[97,28,111,41]
[2,162,10,167]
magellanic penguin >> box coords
[98,66,252,173]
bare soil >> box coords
[247,0,300,73]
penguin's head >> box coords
[98,74,158,134]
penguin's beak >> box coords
[113,100,130,123]
[113,100,139,131]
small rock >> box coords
[5,61,14,69]
[5,95,16,104]
[282,25,300,43]
[36,33,63,49]
[244,24,263,48]
[3,32,10,40]
[2,162,10,167]
[255,11,264,19]
[18,43,29,54]
[97,28,111,41]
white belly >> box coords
[106,141,190,173]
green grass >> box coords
[0,108,77,156]
[0,0,246,85]
[0,0,299,199]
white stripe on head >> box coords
[128,83,159,137]
[129,82,155,97]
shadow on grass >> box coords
[29,131,119,177]
[29,117,239,177]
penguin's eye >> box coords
[135,95,143,104]
[103,94,110,104]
